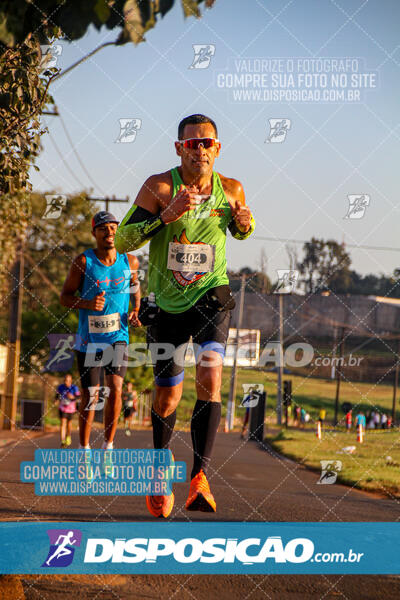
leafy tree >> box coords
[0,1,215,48]
[17,193,99,372]
[296,238,400,296]
[228,267,272,294]
[297,237,351,294]
[0,37,54,295]
[246,270,272,294]
[348,271,400,298]
[25,193,96,305]
[124,326,154,392]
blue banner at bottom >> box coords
[0,522,398,574]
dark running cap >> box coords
[91,211,119,229]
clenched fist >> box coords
[128,309,142,327]
[86,290,106,311]
[231,200,252,233]
[160,184,203,224]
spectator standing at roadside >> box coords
[293,404,300,427]
[345,410,352,432]
[368,410,375,429]
[355,411,366,429]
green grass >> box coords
[179,367,400,496]
[178,367,398,426]
[177,365,269,424]
[266,427,400,497]
[21,367,397,428]
[29,366,400,499]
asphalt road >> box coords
[1,427,399,599]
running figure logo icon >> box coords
[86,386,111,411]
[115,119,142,143]
[43,195,67,219]
[240,384,264,408]
[122,268,145,294]
[317,460,342,485]
[42,529,82,567]
[189,44,216,69]
[39,44,62,72]
[344,194,370,219]
[194,195,216,219]
[265,119,291,143]
[274,270,299,294]
[44,334,76,372]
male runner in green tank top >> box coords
[115,114,255,518]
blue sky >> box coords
[31,0,400,279]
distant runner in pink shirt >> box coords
[56,374,80,447]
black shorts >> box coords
[59,410,74,421]
[76,341,128,389]
[147,301,231,387]
[123,406,135,419]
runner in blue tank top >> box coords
[60,211,141,450]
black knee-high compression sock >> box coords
[151,407,176,449]
[190,400,221,480]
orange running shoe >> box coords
[185,470,216,512]
[146,451,175,518]
[145,492,175,518]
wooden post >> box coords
[3,244,24,430]
[227,274,246,431]
[43,374,49,431]
[392,339,400,425]
[334,328,345,427]
[276,293,284,425]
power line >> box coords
[87,196,129,211]
[58,111,106,196]
[44,120,88,190]
[33,170,62,192]
[52,42,116,82]
[252,236,400,253]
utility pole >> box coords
[3,243,24,430]
[334,327,345,426]
[276,293,284,425]
[226,273,246,431]
[331,326,337,380]
[87,196,129,212]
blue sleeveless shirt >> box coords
[75,249,130,352]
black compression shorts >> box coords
[58,409,74,421]
[147,301,231,387]
[76,341,128,389]
[123,406,135,419]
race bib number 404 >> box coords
[88,313,121,334]
[167,243,216,273]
